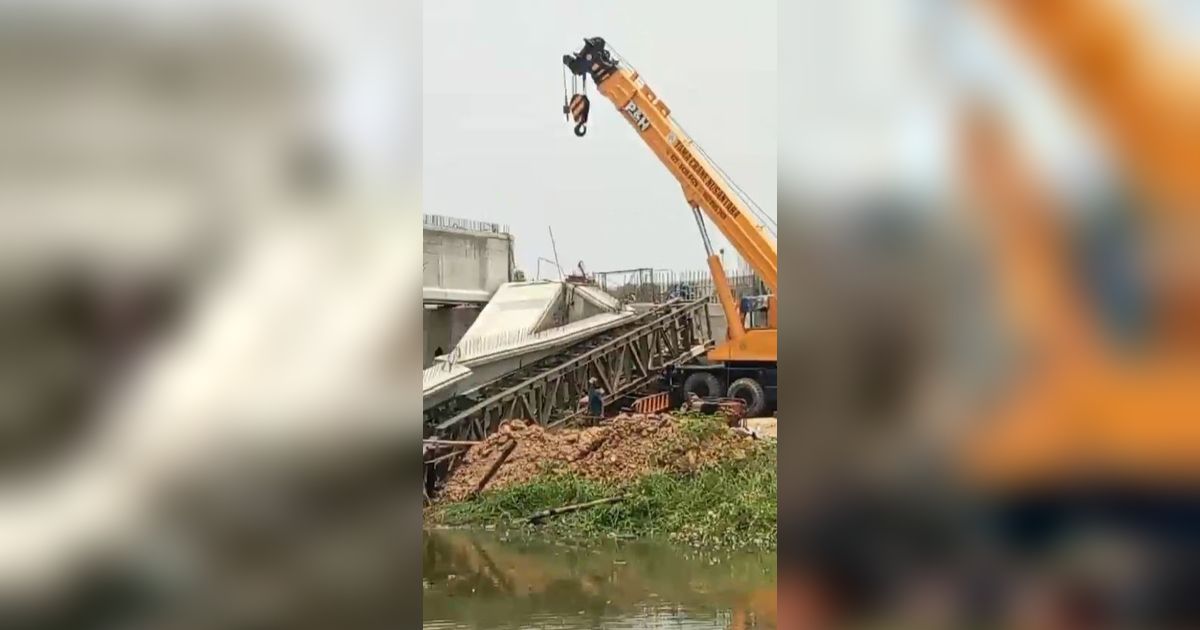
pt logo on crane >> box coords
[623,100,652,132]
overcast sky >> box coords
[423,0,777,277]
[419,0,1199,276]
[73,0,1200,273]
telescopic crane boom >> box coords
[563,38,777,293]
[562,37,777,413]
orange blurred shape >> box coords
[985,0,1200,211]
[958,101,1200,490]
[966,357,1200,489]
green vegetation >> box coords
[430,438,777,551]
[675,412,731,443]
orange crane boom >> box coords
[563,37,777,413]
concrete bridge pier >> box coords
[423,305,481,367]
[422,215,514,305]
[422,214,516,366]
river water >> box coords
[423,529,777,629]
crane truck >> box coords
[562,37,778,415]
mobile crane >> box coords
[563,37,778,414]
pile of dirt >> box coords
[437,413,754,503]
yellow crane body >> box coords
[563,37,778,411]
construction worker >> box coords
[587,377,605,419]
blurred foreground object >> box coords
[781,2,1200,625]
[0,9,421,628]
[983,0,1200,351]
[984,0,1200,213]
[0,8,326,474]
[960,0,1200,490]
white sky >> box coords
[422,0,777,277]
[63,0,1200,257]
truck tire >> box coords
[727,377,767,417]
[682,372,722,399]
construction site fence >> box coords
[591,268,768,305]
[423,214,509,235]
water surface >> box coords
[423,529,776,629]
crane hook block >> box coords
[567,93,590,138]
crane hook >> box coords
[567,93,590,138]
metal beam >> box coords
[428,297,711,442]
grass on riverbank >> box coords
[428,421,776,551]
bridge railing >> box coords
[423,214,509,235]
[593,268,767,304]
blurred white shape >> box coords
[0,203,420,599]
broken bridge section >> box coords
[425,297,712,442]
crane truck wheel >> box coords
[727,377,767,417]
[682,372,722,400]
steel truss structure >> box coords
[427,297,712,442]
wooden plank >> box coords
[523,495,628,523]
[423,439,481,446]
[469,438,518,499]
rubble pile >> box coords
[438,413,753,502]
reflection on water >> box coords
[423,529,776,629]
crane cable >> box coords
[607,44,778,237]
[561,63,569,120]
[670,117,778,236]
[691,137,779,235]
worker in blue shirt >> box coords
[587,377,605,419]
